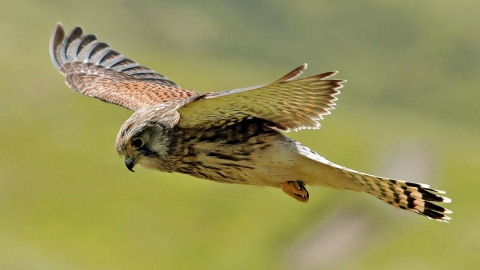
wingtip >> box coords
[310,71,342,80]
[327,70,338,77]
[66,25,84,41]
[273,63,309,83]
[51,24,85,72]
[50,23,65,70]
[51,23,65,43]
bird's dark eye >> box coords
[131,138,144,148]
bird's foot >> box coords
[281,181,309,203]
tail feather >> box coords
[334,167,452,222]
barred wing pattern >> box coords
[50,24,452,222]
[50,23,198,111]
[178,64,343,131]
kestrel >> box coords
[50,23,451,222]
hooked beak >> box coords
[124,156,137,172]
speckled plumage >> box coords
[50,23,452,222]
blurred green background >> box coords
[1,0,479,269]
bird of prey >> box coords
[50,23,451,222]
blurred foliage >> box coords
[0,0,479,269]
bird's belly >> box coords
[173,134,303,187]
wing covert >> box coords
[178,64,344,131]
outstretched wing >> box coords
[178,64,344,131]
[50,23,198,111]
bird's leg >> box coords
[280,181,309,203]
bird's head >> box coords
[116,104,179,172]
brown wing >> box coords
[178,64,344,131]
[50,23,198,111]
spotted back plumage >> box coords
[169,117,280,183]
[51,24,451,223]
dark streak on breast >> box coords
[206,152,250,161]
[168,117,282,184]
[218,162,255,170]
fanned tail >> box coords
[334,167,452,222]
